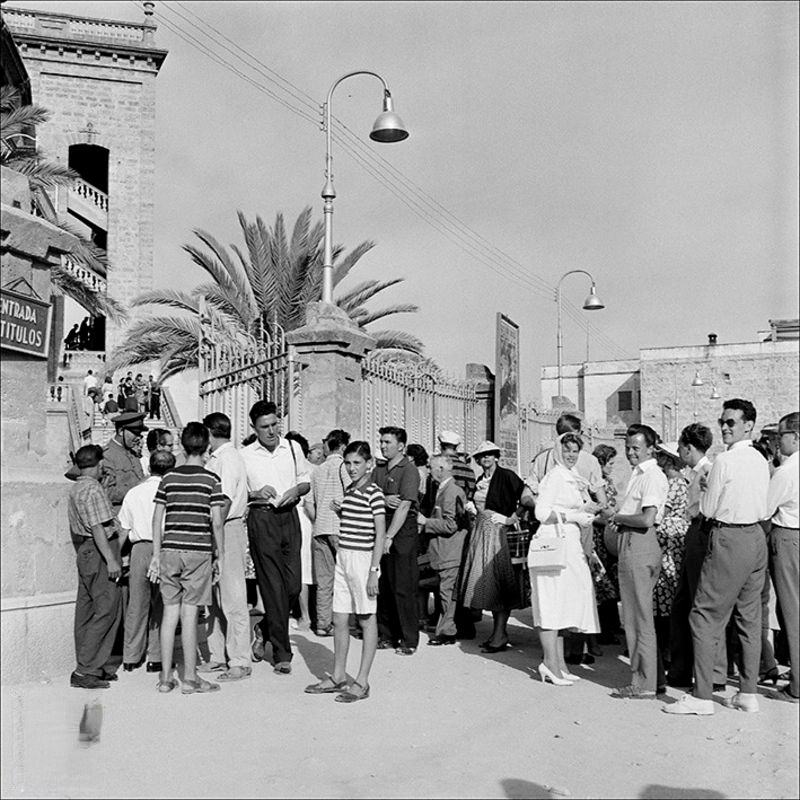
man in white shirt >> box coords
[765,411,799,702]
[83,369,98,396]
[201,412,251,682]
[668,423,727,690]
[666,398,770,716]
[118,449,176,673]
[607,424,669,700]
[240,400,311,675]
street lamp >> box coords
[321,70,409,304]
[556,270,604,399]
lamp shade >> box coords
[710,385,720,399]
[692,371,704,387]
[369,111,409,142]
[582,284,604,310]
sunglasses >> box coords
[717,418,739,429]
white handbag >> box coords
[527,511,567,570]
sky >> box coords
[10,0,800,403]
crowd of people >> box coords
[64,315,105,352]
[80,369,162,422]
[65,397,798,713]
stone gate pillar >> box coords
[286,302,375,446]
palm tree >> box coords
[108,207,423,380]
[1,86,124,322]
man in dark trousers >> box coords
[373,426,421,655]
[240,400,311,675]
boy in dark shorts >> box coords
[148,422,225,694]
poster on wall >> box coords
[0,286,52,359]
[495,312,520,472]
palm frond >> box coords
[50,266,127,323]
[130,289,199,313]
[335,278,404,313]
[0,104,50,135]
[354,304,419,327]
[332,240,376,287]
[369,329,425,354]
[5,156,78,189]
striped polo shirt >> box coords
[154,465,226,553]
[339,482,386,552]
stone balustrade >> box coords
[3,7,153,45]
[46,382,70,404]
[60,255,107,294]
[72,178,108,213]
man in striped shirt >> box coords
[148,422,226,694]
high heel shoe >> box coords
[560,670,581,682]
[537,663,572,686]
[758,667,781,686]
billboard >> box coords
[495,313,520,471]
[0,287,52,359]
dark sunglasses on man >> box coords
[717,418,738,428]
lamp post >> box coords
[555,270,604,400]
[321,70,408,304]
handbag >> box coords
[527,511,567,570]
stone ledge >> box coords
[0,590,74,613]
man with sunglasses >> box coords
[665,398,769,715]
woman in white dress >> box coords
[530,433,600,685]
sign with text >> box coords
[0,287,52,359]
[495,313,520,472]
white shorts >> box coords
[332,549,377,615]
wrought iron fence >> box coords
[360,355,483,455]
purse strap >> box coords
[554,510,567,538]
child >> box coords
[148,422,225,694]
[68,444,123,689]
[304,441,386,702]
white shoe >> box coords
[724,691,759,713]
[560,670,581,682]
[662,693,714,715]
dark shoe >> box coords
[758,667,781,686]
[101,670,118,682]
[305,675,348,694]
[713,683,727,692]
[769,686,800,704]
[273,661,292,674]
[656,685,667,696]
[587,644,603,657]
[428,635,457,646]
[315,626,334,637]
[146,662,164,673]
[395,645,417,656]
[123,661,142,672]
[564,654,582,665]
[377,639,395,650]
[70,671,110,690]
[667,675,693,689]
[455,630,476,640]
[334,681,370,703]
[580,653,596,665]
[482,642,512,653]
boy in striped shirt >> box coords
[148,422,225,694]
[304,441,386,703]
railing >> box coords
[199,324,298,448]
[60,255,107,294]
[61,348,107,373]
[46,382,69,404]
[72,178,108,214]
[160,385,182,430]
[360,356,482,455]
[64,383,89,454]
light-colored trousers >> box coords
[618,527,662,693]
[313,535,337,631]
[206,519,250,669]
[770,526,799,697]
[123,541,162,664]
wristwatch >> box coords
[369,566,381,574]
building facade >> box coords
[3,3,167,351]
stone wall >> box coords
[640,341,800,443]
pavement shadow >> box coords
[290,632,334,677]
[639,785,727,799]
[500,778,570,799]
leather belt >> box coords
[709,519,760,529]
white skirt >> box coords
[528,522,600,633]
[298,506,313,585]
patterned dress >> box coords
[592,476,618,602]
[653,476,689,616]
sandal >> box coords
[335,682,370,703]
[304,674,348,694]
[216,666,252,682]
[181,678,221,694]
[156,679,178,693]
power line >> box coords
[149,1,632,359]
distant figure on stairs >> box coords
[148,375,161,420]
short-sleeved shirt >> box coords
[618,457,670,525]
[154,465,226,553]
[371,456,419,518]
[68,476,117,540]
[205,441,249,520]
[117,476,161,543]
[339,482,386,551]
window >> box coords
[618,391,633,412]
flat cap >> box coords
[111,411,147,433]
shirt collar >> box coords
[325,452,343,462]
[692,455,710,474]
[728,439,754,451]
[779,451,798,467]
[252,437,289,454]
[438,476,453,490]
[635,457,660,475]
[211,441,234,457]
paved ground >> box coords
[1,612,797,799]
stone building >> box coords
[3,2,167,352]
[541,322,799,444]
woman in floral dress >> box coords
[654,443,689,688]
[591,445,620,644]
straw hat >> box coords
[472,440,501,460]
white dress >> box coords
[299,500,314,585]
[528,464,600,633]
